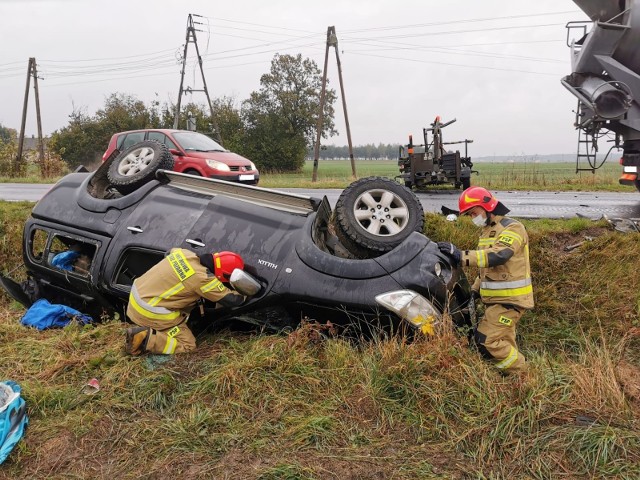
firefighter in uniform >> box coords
[437,186,534,374]
[125,248,247,355]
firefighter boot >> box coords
[126,327,150,356]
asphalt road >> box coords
[2,183,640,220]
[282,187,640,220]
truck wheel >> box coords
[462,177,471,190]
[107,141,174,194]
[334,176,425,258]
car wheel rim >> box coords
[118,147,155,176]
[352,189,409,236]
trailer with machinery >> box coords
[397,116,475,190]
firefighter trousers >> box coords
[129,316,196,355]
[474,303,526,374]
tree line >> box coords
[307,143,401,161]
[0,54,339,176]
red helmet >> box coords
[212,251,244,282]
[458,186,499,214]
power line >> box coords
[349,51,562,76]
[342,10,579,33]
[0,11,577,89]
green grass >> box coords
[0,204,639,478]
[258,160,635,192]
[1,159,634,193]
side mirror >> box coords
[229,269,261,296]
[169,149,184,157]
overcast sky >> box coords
[0,0,589,157]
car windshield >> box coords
[173,132,226,152]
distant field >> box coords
[259,159,633,191]
[1,159,634,192]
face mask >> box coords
[472,214,487,227]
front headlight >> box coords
[375,290,442,335]
[206,159,231,172]
[249,161,257,171]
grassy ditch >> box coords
[0,203,639,479]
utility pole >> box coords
[174,13,223,144]
[16,57,45,175]
[312,26,356,182]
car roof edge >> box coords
[156,170,322,215]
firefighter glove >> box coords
[437,242,462,266]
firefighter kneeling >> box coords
[438,187,534,374]
[125,249,248,355]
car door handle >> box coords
[127,226,144,234]
[186,238,205,248]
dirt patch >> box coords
[544,226,610,256]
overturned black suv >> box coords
[1,141,473,335]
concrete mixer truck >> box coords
[563,0,640,192]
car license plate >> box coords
[239,174,255,181]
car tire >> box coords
[107,140,174,194]
[334,176,425,258]
[184,169,201,176]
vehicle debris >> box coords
[563,236,594,252]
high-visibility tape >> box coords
[130,285,180,321]
[480,284,533,297]
[149,282,185,306]
[162,337,177,354]
[481,278,531,290]
[496,346,518,370]
[201,277,225,293]
[476,250,488,268]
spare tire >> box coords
[107,140,174,194]
[334,176,425,258]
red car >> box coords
[102,129,259,184]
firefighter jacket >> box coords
[127,248,243,326]
[461,216,534,310]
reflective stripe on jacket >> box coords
[461,216,534,309]
[126,248,240,326]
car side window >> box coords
[47,234,97,277]
[148,132,178,150]
[29,228,48,263]
[121,132,145,150]
[113,248,164,288]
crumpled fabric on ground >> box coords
[20,298,93,330]
[0,381,28,464]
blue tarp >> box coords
[20,299,93,330]
[0,381,28,464]
[50,251,80,271]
